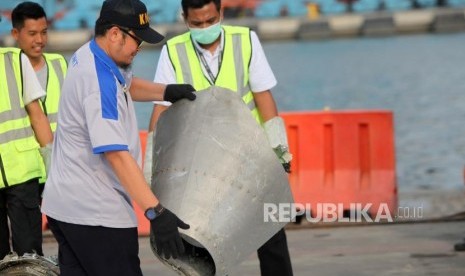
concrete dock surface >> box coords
[40,189,465,275]
[42,219,465,275]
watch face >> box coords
[145,208,156,220]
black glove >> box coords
[283,162,291,174]
[150,206,190,259]
[163,84,196,103]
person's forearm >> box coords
[129,77,166,102]
[253,90,278,122]
[26,100,53,146]
[105,150,159,211]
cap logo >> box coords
[139,13,149,25]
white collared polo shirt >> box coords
[42,40,141,228]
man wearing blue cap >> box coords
[41,0,196,274]
[146,0,294,275]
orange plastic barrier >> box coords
[42,130,151,235]
[136,130,150,235]
[282,110,398,218]
[42,214,47,231]
[43,112,397,231]
[139,130,148,164]
[222,0,261,9]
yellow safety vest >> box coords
[41,53,67,133]
[0,48,43,189]
[37,53,66,183]
[167,25,263,123]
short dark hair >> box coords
[181,0,221,17]
[94,17,115,37]
[11,1,47,29]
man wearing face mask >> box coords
[145,0,293,275]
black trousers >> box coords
[0,179,43,259]
[257,228,293,276]
[47,217,143,276]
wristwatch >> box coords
[144,204,165,220]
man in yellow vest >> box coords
[146,0,293,275]
[0,47,53,259]
[11,1,67,182]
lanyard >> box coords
[195,45,223,85]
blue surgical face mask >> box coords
[189,21,222,45]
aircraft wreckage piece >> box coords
[0,253,59,275]
[149,86,294,275]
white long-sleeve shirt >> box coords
[153,30,277,106]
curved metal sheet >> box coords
[150,86,294,275]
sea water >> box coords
[128,33,465,191]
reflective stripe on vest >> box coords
[167,26,262,123]
[0,48,43,188]
[42,53,67,132]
